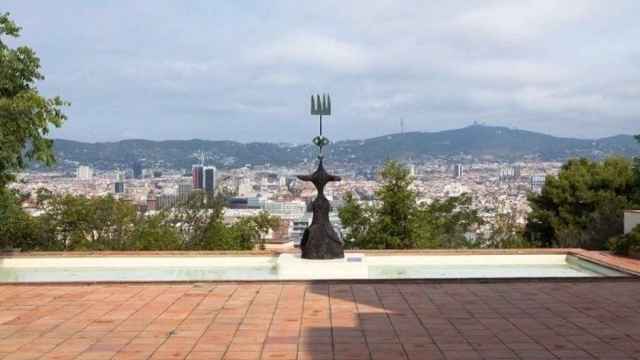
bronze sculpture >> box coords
[298,94,345,259]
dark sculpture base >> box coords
[300,224,344,259]
[297,158,344,260]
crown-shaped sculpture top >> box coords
[310,94,331,116]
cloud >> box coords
[250,32,371,73]
[454,0,596,42]
[3,0,640,142]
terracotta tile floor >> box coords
[1,281,640,360]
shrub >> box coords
[609,225,640,256]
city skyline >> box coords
[4,1,640,142]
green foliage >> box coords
[411,194,483,249]
[375,161,417,248]
[525,157,637,249]
[38,194,137,250]
[172,190,231,250]
[2,189,275,252]
[168,191,280,251]
[246,211,280,250]
[0,188,42,250]
[339,161,482,249]
[482,211,532,249]
[338,192,372,248]
[131,212,182,251]
[0,13,68,188]
[609,226,640,256]
[609,224,640,256]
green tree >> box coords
[171,191,268,250]
[373,160,417,248]
[0,188,42,250]
[411,194,483,249]
[483,210,531,249]
[338,192,372,248]
[131,212,182,250]
[90,195,137,250]
[172,191,227,249]
[228,218,261,251]
[247,211,280,250]
[339,161,483,249]
[38,194,137,250]
[525,157,636,249]
[0,13,68,188]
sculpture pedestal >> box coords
[277,253,367,280]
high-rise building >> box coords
[178,183,193,203]
[203,166,217,193]
[157,194,177,209]
[76,166,93,180]
[453,164,464,178]
[114,171,125,193]
[513,165,522,178]
[500,165,522,181]
[192,165,204,189]
[132,161,143,179]
[530,175,546,191]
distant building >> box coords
[192,165,204,189]
[114,171,125,193]
[247,197,262,209]
[291,216,311,246]
[237,178,256,197]
[203,166,217,193]
[499,166,521,181]
[132,161,143,179]
[453,164,464,178]
[513,166,522,178]
[157,194,177,209]
[178,183,193,203]
[226,197,249,209]
[263,200,307,217]
[409,164,416,177]
[153,170,162,178]
[146,192,157,211]
[76,166,93,180]
[530,175,546,191]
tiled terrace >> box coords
[1,280,640,360]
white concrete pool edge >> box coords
[0,253,633,283]
[1,254,570,268]
[0,256,276,268]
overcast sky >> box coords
[4,1,640,142]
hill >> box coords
[48,125,640,170]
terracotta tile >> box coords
[187,352,225,360]
[0,280,638,360]
[223,352,260,360]
[260,352,298,360]
[150,350,190,359]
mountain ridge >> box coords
[48,125,640,170]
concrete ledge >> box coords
[0,248,579,257]
[277,253,367,280]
